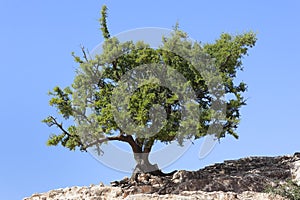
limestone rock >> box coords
[291,152,300,186]
[24,153,300,200]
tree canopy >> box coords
[43,5,256,175]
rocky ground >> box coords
[24,153,300,200]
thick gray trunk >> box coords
[131,153,177,180]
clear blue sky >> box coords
[1,1,299,199]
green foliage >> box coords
[265,180,300,200]
[99,5,110,39]
[43,5,256,154]
[42,116,84,151]
[203,32,257,139]
[48,86,73,119]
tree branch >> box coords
[143,139,154,153]
[47,116,70,136]
[46,117,142,153]
[47,116,87,151]
[72,109,92,125]
[220,54,231,69]
[112,60,120,80]
[99,5,110,39]
[80,45,89,62]
[135,138,144,148]
[83,134,141,153]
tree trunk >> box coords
[117,134,177,179]
[131,152,177,180]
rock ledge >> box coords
[24,153,300,200]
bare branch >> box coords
[144,139,154,153]
[84,134,141,153]
[80,45,89,62]
[49,116,71,136]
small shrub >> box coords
[265,179,300,200]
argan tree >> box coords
[43,5,256,177]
